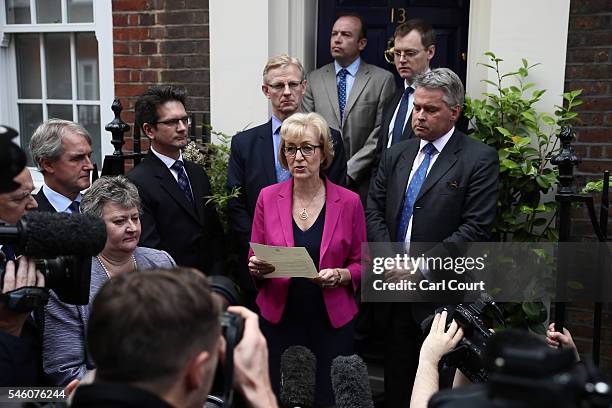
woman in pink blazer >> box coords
[248,112,366,406]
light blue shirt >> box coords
[42,185,82,213]
[335,57,361,102]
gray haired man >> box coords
[366,68,499,407]
[29,119,94,213]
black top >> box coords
[292,205,326,270]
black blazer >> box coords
[33,189,57,213]
[127,152,225,275]
[226,119,347,291]
[366,129,499,321]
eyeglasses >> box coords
[267,81,304,92]
[283,144,321,157]
[393,49,426,59]
[155,116,191,127]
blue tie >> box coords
[171,160,194,203]
[337,68,349,123]
[397,143,437,242]
[391,87,414,146]
[68,200,80,213]
[275,128,291,182]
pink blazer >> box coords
[249,177,366,328]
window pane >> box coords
[78,105,101,166]
[19,104,43,166]
[68,0,94,23]
[6,0,31,24]
[76,33,99,100]
[45,33,72,99]
[48,104,73,121]
[16,35,42,99]
[36,0,62,23]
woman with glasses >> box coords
[248,112,366,406]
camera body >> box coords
[424,293,504,383]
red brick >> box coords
[570,0,612,14]
[113,42,130,54]
[577,159,612,174]
[148,56,166,68]
[567,48,610,63]
[590,145,604,158]
[113,14,128,26]
[112,0,148,12]
[115,55,148,68]
[139,13,155,25]
[114,70,130,82]
[570,15,611,30]
[148,27,166,40]
[576,128,611,142]
[165,0,187,9]
[577,97,612,112]
[130,71,141,81]
[139,41,157,55]
[142,70,159,82]
[186,0,208,8]
[114,27,149,41]
[565,81,608,96]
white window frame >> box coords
[0,0,114,187]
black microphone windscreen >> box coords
[20,212,107,258]
[280,345,316,408]
[331,354,374,408]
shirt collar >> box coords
[335,57,361,77]
[150,145,184,169]
[419,126,455,154]
[271,115,283,135]
[42,184,82,213]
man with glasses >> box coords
[302,12,396,201]
[227,55,346,310]
[128,86,225,275]
[373,19,436,172]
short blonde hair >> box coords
[279,112,335,170]
[262,54,305,84]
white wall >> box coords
[209,0,317,140]
[467,0,571,117]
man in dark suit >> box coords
[127,86,224,275]
[227,55,347,307]
[366,68,499,407]
[29,119,94,213]
[373,19,436,173]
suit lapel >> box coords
[401,112,415,141]
[322,64,341,126]
[34,189,57,212]
[148,152,201,225]
[344,62,371,121]
[276,180,294,247]
[417,131,461,201]
[320,178,342,261]
[184,161,207,223]
[258,120,278,184]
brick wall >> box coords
[564,0,612,371]
[111,0,210,153]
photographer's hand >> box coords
[410,311,464,408]
[227,306,278,408]
[546,323,580,362]
[0,256,44,337]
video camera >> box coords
[422,293,505,383]
[428,329,612,408]
[0,125,107,312]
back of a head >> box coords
[87,267,220,388]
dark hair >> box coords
[335,11,367,39]
[88,268,220,389]
[394,19,436,48]
[134,85,187,133]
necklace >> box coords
[295,182,324,221]
[97,254,137,279]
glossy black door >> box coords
[316,0,470,84]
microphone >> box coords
[280,345,316,408]
[0,212,107,258]
[331,354,374,408]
